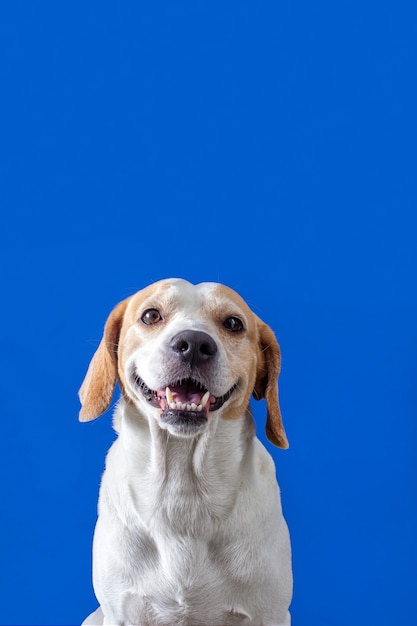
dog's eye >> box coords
[141,308,162,325]
[223,316,244,333]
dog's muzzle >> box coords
[130,329,237,434]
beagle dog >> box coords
[80,279,292,626]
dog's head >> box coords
[79,279,288,448]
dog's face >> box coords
[79,279,288,448]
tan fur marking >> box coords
[78,298,131,421]
[253,317,289,449]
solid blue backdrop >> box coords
[1,1,416,624]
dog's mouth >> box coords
[134,375,237,416]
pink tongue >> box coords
[170,386,203,405]
[155,387,203,406]
[170,384,205,405]
[156,383,215,411]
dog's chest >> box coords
[101,497,244,625]
[99,459,250,623]
[94,425,277,624]
[120,526,249,626]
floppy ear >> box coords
[79,298,130,422]
[253,318,289,449]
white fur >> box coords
[80,279,293,626]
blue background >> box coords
[1,2,416,624]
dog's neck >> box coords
[109,398,256,530]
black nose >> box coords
[169,330,218,366]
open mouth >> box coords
[134,375,237,416]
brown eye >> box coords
[141,308,162,325]
[223,316,244,333]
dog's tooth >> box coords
[166,387,174,404]
[181,403,186,410]
[197,404,203,412]
[191,403,197,410]
[170,402,177,410]
[186,404,192,410]
[201,390,211,408]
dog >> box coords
[79,278,292,626]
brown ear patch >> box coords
[253,319,289,449]
[78,298,130,422]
